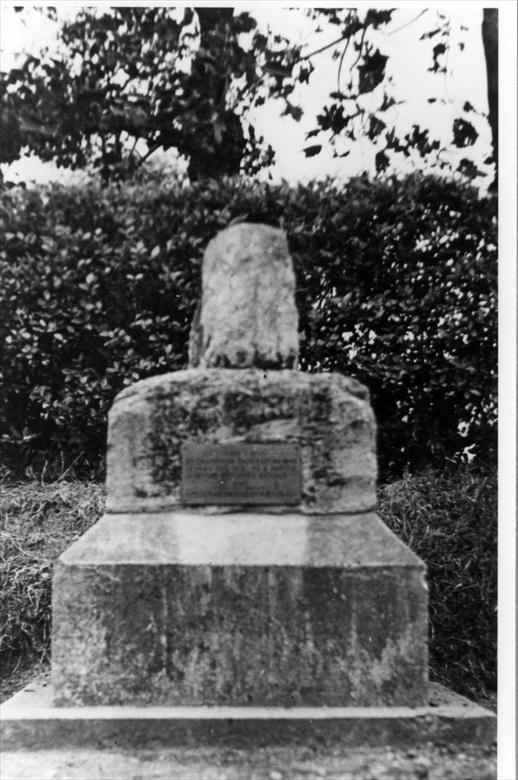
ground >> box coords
[1,669,498,779]
[1,744,497,780]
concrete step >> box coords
[1,678,496,751]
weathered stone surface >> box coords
[188,223,298,369]
[51,513,428,707]
[106,369,377,514]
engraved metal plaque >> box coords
[181,443,301,505]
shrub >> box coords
[0,173,497,478]
[379,463,497,698]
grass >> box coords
[0,465,496,704]
[379,464,497,701]
[0,481,105,700]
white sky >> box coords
[248,4,492,183]
[0,3,496,186]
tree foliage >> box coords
[0,173,497,478]
[0,7,298,180]
[0,7,497,184]
[302,8,497,184]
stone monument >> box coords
[51,222,427,708]
[2,223,495,750]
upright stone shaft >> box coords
[189,223,299,369]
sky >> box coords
[247,4,492,183]
[0,3,497,188]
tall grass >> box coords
[0,481,105,697]
[379,464,497,698]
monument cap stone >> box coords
[188,222,298,369]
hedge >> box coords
[0,173,497,479]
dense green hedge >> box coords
[0,173,497,478]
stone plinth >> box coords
[2,679,496,751]
[106,369,377,514]
[52,513,428,707]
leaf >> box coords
[368,115,386,141]
[457,158,486,180]
[431,42,447,73]
[379,93,397,112]
[404,125,441,157]
[375,149,390,173]
[358,50,388,94]
[452,118,478,148]
[283,101,303,122]
[364,10,393,28]
[297,64,313,84]
[303,144,322,157]
[420,27,442,40]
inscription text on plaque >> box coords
[181,443,301,505]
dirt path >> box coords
[1,744,496,780]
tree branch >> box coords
[136,143,160,168]
[337,37,351,92]
[350,26,367,71]
[388,10,427,36]
[299,34,350,61]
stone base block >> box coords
[106,369,378,514]
[1,679,496,750]
[52,512,428,707]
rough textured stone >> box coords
[106,369,377,514]
[51,513,428,707]
[188,223,298,369]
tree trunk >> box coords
[482,9,498,190]
[187,8,245,181]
